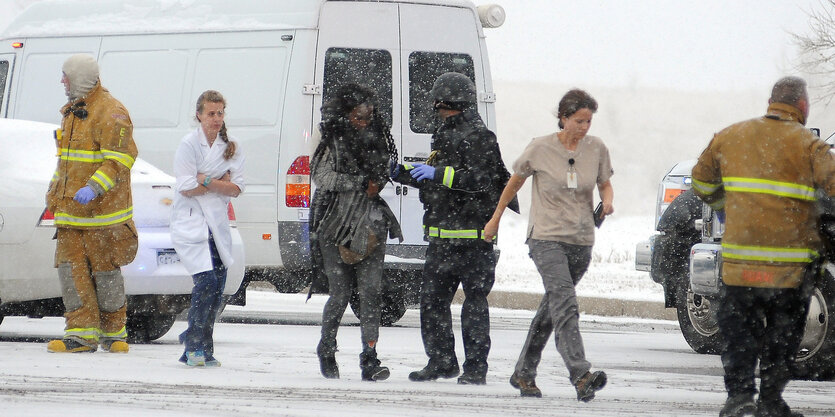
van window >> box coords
[408,52,475,134]
[0,60,8,113]
[194,47,288,126]
[100,50,189,128]
[323,48,392,126]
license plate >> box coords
[157,249,181,265]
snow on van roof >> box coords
[2,0,479,38]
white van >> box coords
[0,0,505,324]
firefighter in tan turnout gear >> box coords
[46,54,139,354]
[692,76,835,417]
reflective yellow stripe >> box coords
[722,242,818,263]
[59,148,104,163]
[101,326,127,339]
[404,164,415,170]
[692,178,721,195]
[425,225,482,239]
[102,149,135,169]
[723,177,816,201]
[65,327,100,341]
[442,166,455,188]
[54,207,133,227]
[708,197,725,211]
[91,171,114,191]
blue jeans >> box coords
[179,236,227,358]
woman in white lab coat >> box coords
[171,90,245,367]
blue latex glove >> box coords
[74,186,97,205]
[410,163,436,181]
[715,209,725,224]
[389,160,401,179]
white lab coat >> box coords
[171,127,246,275]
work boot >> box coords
[317,342,339,379]
[574,370,607,402]
[457,372,486,385]
[102,340,129,353]
[720,394,756,417]
[755,397,803,417]
[408,362,460,382]
[359,347,390,382]
[509,371,542,397]
[47,338,96,353]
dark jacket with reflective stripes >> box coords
[691,102,835,288]
[395,108,515,243]
[46,83,138,229]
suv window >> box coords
[0,60,9,114]
[323,48,392,126]
[408,52,475,134]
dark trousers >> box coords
[180,237,227,359]
[318,240,385,354]
[718,285,808,399]
[420,240,496,376]
[515,240,593,384]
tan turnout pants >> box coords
[55,223,138,346]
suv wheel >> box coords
[676,281,722,354]
[126,312,177,343]
[791,269,835,380]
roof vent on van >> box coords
[477,4,505,28]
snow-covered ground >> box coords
[494,215,661,302]
[1,293,833,417]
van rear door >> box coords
[397,3,488,244]
[316,1,403,241]
[0,54,13,117]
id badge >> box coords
[567,171,578,189]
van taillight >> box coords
[227,203,237,223]
[286,156,310,207]
[39,209,55,226]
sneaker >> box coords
[509,371,542,397]
[47,338,96,353]
[457,372,486,385]
[103,340,129,353]
[755,398,803,417]
[319,354,339,379]
[185,350,206,367]
[408,363,460,382]
[362,365,390,381]
[204,356,222,368]
[574,370,607,402]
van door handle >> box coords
[395,185,401,195]
[403,156,427,163]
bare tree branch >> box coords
[794,0,835,104]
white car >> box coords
[0,119,245,342]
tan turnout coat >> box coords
[692,102,835,288]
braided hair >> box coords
[196,90,237,160]
[317,84,398,170]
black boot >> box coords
[408,361,460,382]
[317,341,339,379]
[360,346,389,382]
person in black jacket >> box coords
[392,72,517,385]
[309,83,402,381]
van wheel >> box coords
[791,270,835,380]
[349,287,408,327]
[676,281,723,354]
[126,313,177,343]
[270,271,309,294]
